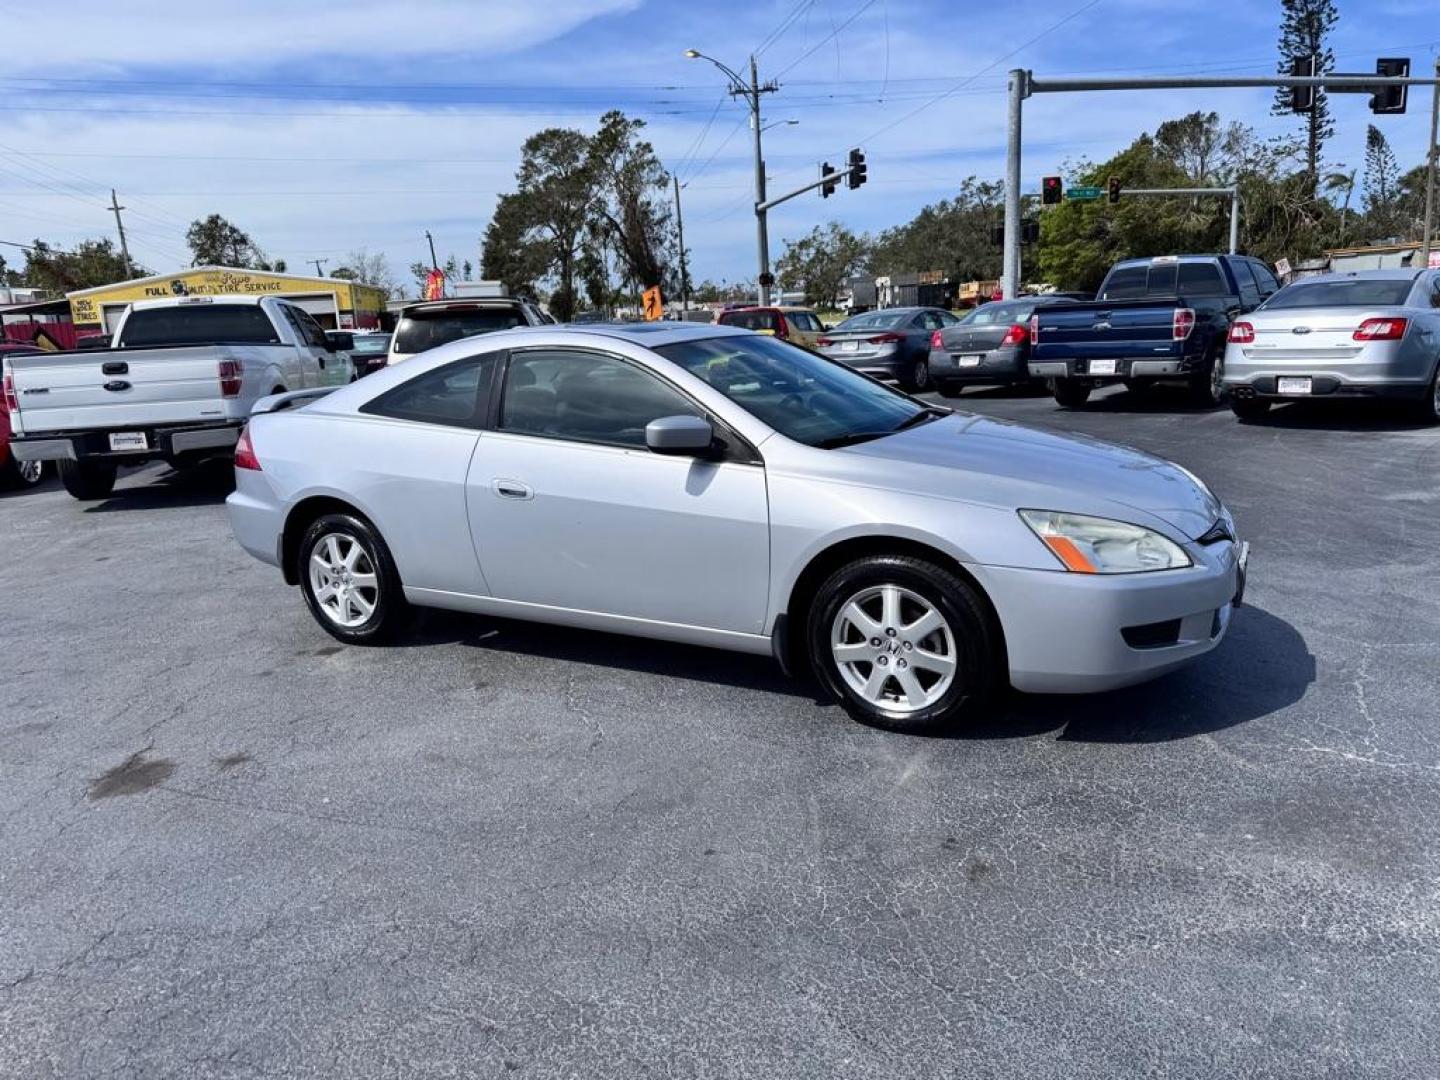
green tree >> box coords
[1362,124,1401,238]
[1270,0,1338,186]
[776,222,870,309]
[869,177,1005,282]
[586,110,672,295]
[481,192,549,299]
[21,238,146,293]
[185,213,261,267]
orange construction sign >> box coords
[642,285,664,321]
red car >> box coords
[1,342,47,489]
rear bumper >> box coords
[823,348,903,380]
[1029,354,1194,381]
[1222,347,1433,399]
[929,346,1027,384]
[9,421,241,463]
[226,469,286,570]
[1227,377,1429,402]
[972,541,1243,694]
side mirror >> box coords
[645,414,716,456]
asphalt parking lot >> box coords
[2,384,1438,1079]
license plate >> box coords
[958,354,983,368]
[1276,376,1312,395]
[841,341,858,352]
[108,431,148,452]
[1089,359,1118,376]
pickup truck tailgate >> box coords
[1033,301,1181,364]
[5,346,240,434]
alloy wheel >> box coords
[1210,353,1225,402]
[829,584,957,713]
[308,532,380,628]
[16,459,43,486]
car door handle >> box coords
[493,479,533,500]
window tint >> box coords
[1232,261,1262,307]
[1177,262,1228,297]
[293,307,330,347]
[1263,279,1415,309]
[118,304,281,347]
[836,311,907,331]
[1251,262,1280,295]
[963,301,1032,326]
[393,305,528,354]
[500,349,699,448]
[1098,265,1149,300]
[362,352,499,428]
[718,309,780,332]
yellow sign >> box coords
[67,268,389,330]
[642,285,664,321]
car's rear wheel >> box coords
[58,459,117,500]
[1052,379,1091,408]
[806,555,1000,733]
[0,455,44,490]
[903,358,930,393]
[298,512,408,644]
[1188,346,1226,406]
[1417,364,1440,425]
[1230,397,1272,421]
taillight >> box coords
[218,359,242,397]
[816,336,834,347]
[1172,308,1196,341]
[1354,317,1408,341]
[929,330,944,350]
[233,425,261,471]
[2,373,17,414]
[867,332,905,344]
[1001,323,1028,348]
[1029,314,1040,345]
[1227,321,1255,344]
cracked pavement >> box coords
[1,385,1438,1077]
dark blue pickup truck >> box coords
[1028,254,1281,407]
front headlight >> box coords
[1019,510,1192,574]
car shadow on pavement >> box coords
[1233,399,1434,433]
[1070,385,1228,415]
[84,462,235,513]
[972,603,1315,744]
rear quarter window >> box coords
[1098,266,1148,300]
[1177,263,1228,297]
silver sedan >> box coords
[228,324,1246,733]
[1223,268,1440,422]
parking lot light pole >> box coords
[686,49,778,306]
[1003,70,1026,300]
[1422,58,1439,267]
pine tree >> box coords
[1362,124,1401,238]
[1271,0,1338,186]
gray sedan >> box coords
[928,296,1075,398]
[1223,268,1440,422]
[228,324,1246,734]
[816,307,958,391]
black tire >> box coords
[0,455,44,490]
[1229,397,1272,422]
[1415,364,1440,425]
[1052,379,1091,408]
[1122,378,1153,396]
[1187,345,1226,406]
[806,555,1001,734]
[936,382,965,399]
[58,459,117,500]
[903,358,931,393]
[297,511,409,645]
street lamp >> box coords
[685,48,779,305]
[762,119,799,133]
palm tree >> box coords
[1323,169,1357,242]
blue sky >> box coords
[2,0,1436,294]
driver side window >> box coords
[499,349,700,449]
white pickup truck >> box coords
[2,294,353,500]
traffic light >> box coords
[846,148,867,190]
[820,162,838,198]
[1041,176,1063,205]
[1290,55,1317,113]
[1107,176,1122,204]
[1372,57,1409,114]
[1021,219,1039,245]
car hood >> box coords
[835,413,1223,540]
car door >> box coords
[292,307,349,386]
[273,304,320,388]
[465,346,771,635]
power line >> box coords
[755,0,815,57]
[773,0,878,79]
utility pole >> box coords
[107,190,133,279]
[673,175,690,313]
[311,258,328,277]
[1421,57,1440,268]
[425,230,438,270]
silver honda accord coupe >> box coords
[228,323,1247,733]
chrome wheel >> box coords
[1210,353,1225,401]
[830,584,957,713]
[913,360,930,391]
[16,459,43,486]
[307,532,379,629]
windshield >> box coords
[118,304,280,347]
[655,333,928,448]
[718,310,781,332]
[962,302,1033,326]
[1262,279,1414,309]
[350,334,391,355]
[835,311,908,331]
[393,307,526,354]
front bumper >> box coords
[972,538,1244,694]
[9,422,241,463]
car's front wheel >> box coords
[806,555,1000,733]
[298,512,408,644]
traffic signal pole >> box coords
[1002,68,1440,299]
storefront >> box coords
[67,267,389,338]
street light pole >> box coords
[1421,57,1440,268]
[673,175,690,313]
[1003,70,1026,300]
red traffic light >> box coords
[1041,176,1063,205]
